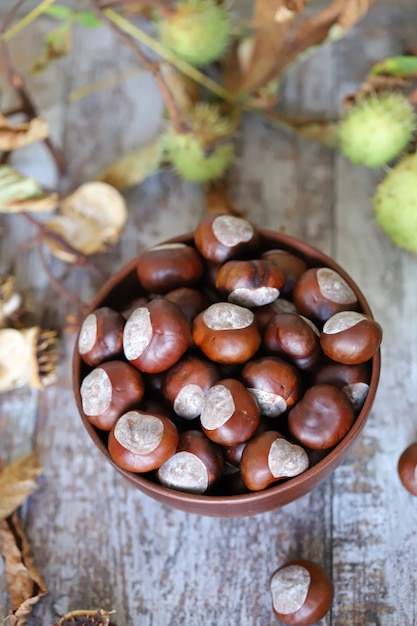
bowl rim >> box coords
[72,229,381,513]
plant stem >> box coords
[0,0,28,34]
[1,0,57,42]
[103,7,234,103]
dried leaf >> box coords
[53,609,116,625]
[0,453,43,521]
[159,63,200,112]
[31,21,72,73]
[44,215,105,262]
[95,136,166,190]
[0,165,58,213]
[343,75,415,105]
[0,512,47,626]
[0,115,49,151]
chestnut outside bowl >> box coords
[72,230,381,517]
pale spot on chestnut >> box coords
[268,438,309,478]
[173,383,205,420]
[157,451,208,494]
[114,411,164,455]
[322,310,366,334]
[80,367,112,415]
[343,381,369,412]
[316,268,357,305]
[150,243,187,251]
[123,307,153,360]
[203,302,254,330]
[200,385,235,430]
[300,315,321,337]
[212,215,254,247]
[270,565,310,614]
[248,388,287,417]
[229,286,280,308]
[78,313,97,354]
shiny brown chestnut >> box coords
[136,243,203,293]
[241,356,302,418]
[123,299,191,373]
[288,384,355,450]
[162,355,220,419]
[80,360,145,431]
[320,311,383,365]
[312,359,371,413]
[157,430,224,494]
[164,287,210,321]
[192,302,261,364]
[215,259,285,308]
[200,378,260,446]
[270,559,333,625]
[253,299,298,332]
[240,431,309,491]
[194,213,259,263]
[398,442,417,496]
[263,313,321,371]
[293,267,358,324]
[108,409,179,472]
[262,249,308,296]
[77,306,125,367]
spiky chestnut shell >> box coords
[339,92,416,168]
[373,153,417,252]
[157,0,232,67]
[165,103,234,183]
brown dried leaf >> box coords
[4,193,59,213]
[0,453,43,521]
[0,512,47,626]
[53,608,116,625]
[0,115,49,151]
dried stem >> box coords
[92,1,184,131]
[1,0,57,42]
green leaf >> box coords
[73,11,102,28]
[31,22,72,73]
[44,4,73,20]
[369,56,417,78]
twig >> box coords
[0,0,27,35]
[0,41,66,174]
[1,0,57,42]
[102,7,234,103]
[92,1,184,131]
[68,67,145,103]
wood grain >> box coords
[1,4,417,626]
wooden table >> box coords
[1,3,417,625]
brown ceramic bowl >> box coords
[72,229,380,517]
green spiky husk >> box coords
[166,132,234,182]
[339,92,416,168]
[157,0,232,67]
[373,153,417,252]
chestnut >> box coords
[164,287,210,321]
[293,267,358,323]
[123,299,191,373]
[200,378,260,446]
[288,384,355,450]
[80,360,145,431]
[194,213,259,263]
[263,313,321,371]
[241,356,302,417]
[136,243,203,293]
[398,442,417,496]
[270,559,333,625]
[312,359,371,413]
[240,431,309,491]
[77,306,125,367]
[108,409,179,472]
[192,302,261,364]
[157,430,223,494]
[320,311,382,365]
[262,249,308,296]
[162,355,220,419]
[215,259,285,308]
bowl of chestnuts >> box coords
[72,213,381,517]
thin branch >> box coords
[0,0,27,35]
[92,0,184,131]
[1,0,57,42]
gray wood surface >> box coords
[1,3,417,625]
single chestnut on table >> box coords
[398,442,417,496]
[157,430,223,494]
[162,355,220,420]
[77,306,125,367]
[240,431,309,491]
[123,298,191,373]
[288,383,355,450]
[192,301,261,364]
[263,312,321,371]
[108,409,179,472]
[320,310,383,365]
[270,559,333,625]
[200,378,260,446]
[293,267,359,324]
[80,360,145,430]
[215,259,285,308]
[194,213,259,263]
[241,356,302,418]
[136,242,203,293]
